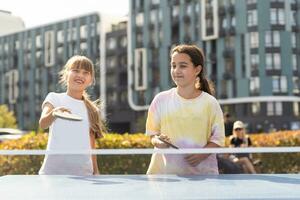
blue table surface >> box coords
[1,174,300,199]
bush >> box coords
[96,133,152,174]
[0,131,299,175]
[0,132,152,175]
[249,131,300,173]
[0,104,17,128]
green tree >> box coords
[0,104,17,128]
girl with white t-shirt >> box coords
[146,44,225,175]
[39,55,105,175]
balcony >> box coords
[219,28,227,37]
[228,4,235,15]
[220,93,228,99]
[218,6,226,16]
[228,27,236,35]
[148,23,154,30]
[223,72,233,80]
[183,35,192,43]
[147,41,155,49]
[183,15,190,23]
[223,49,234,58]
[209,53,216,63]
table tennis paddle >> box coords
[157,137,179,149]
[53,110,83,121]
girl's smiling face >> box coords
[66,68,92,92]
[170,52,201,88]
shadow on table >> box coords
[182,174,300,185]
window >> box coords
[107,91,117,106]
[225,36,235,48]
[35,68,40,96]
[5,70,19,104]
[36,51,42,63]
[293,77,300,94]
[250,54,259,72]
[158,9,163,22]
[265,31,280,47]
[221,17,227,29]
[270,8,285,25]
[247,0,256,4]
[272,76,287,93]
[290,10,296,26]
[136,13,144,27]
[225,59,234,72]
[44,31,55,67]
[151,0,159,5]
[36,35,42,48]
[187,4,193,16]
[67,27,77,42]
[134,48,147,91]
[120,36,127,47]
[120,56,127,67]
[266,53,281,70]
[136,34,143,45]
[107,38,116,50]
[80,25,87,39]
[267,102,282,116]
[172,5,179,18]
[251,102,260,115]
[247,10,257,26]
[201,0,219,40]
[250,32,259,48]
[106,74,116,87]
[107,56,117,69]
[291,32,296,48]
[150,10,157,24]
[250,77,260,93]
[80,43,87,53]
[207,18,213,29]
[230,16,236,27]
[119,72,127,86]
[270,0,284,3]
[293,102,299,116]
[57,30,64,43]
[292,54,297,71]
[275,102,283,115]
[120,91,127,104]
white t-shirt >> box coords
[39,92,93,175]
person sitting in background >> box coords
[224,112,234,137]
[229,121,256,174]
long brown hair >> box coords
[170,44,215,95]
[59,55,106,138]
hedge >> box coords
[0,131,299,175]
[0,132,152,175]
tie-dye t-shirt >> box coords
[146,88,225,175]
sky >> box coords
[1,0,129,28]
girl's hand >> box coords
[93,170,100,175]
[240,143,247,148]
[185,154,207,167]
[52,107,71,117]
[151,134,171,148]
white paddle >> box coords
[53,110,83,121]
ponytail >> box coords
[198,73,215,96]
[82,91,106,138]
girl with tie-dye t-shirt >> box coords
[146,45,225,175]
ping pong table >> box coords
[1,174,300,199]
